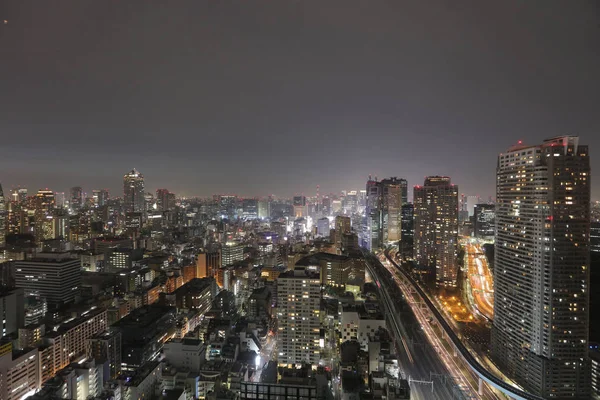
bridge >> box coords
[365,249,545,400]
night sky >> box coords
[1,1,599,199]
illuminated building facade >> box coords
[0,183,5,247]
[14,253,81,308]
[277,267,321,367]
[473,203,495,239]
[0,345,40,400]
[413,176,459,286]
[293,196,307,218]
[491,136,590,398]
[123,169,145,213]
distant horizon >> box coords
[1,1,598,201]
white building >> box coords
[163,338,205,373]
[0,346,40,400]
[277,267,321,367]
[341,305,386,351]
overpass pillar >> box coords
[478,377,483,396]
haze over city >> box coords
[1,1,599,198]
[1,2,600,400]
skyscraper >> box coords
[400,203,414,260]
[334,215,351,248]
[491,136,590,398]
[277,266,321,367]
[123,169,145,213]
[473,203,495,239]
[92,189,110,208]
[70,186,83,211]
[293,195,307,218]
[363,177,405,250]
[0,183,6,247]
[380,177,404,243]
[33,189,55,242]
[364,178,382,250]
[413,176,459,286]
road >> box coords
[463,240,494,321]
[365,253,472,399]
[253,334,277,382]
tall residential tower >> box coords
[491,136,591,398]
[413,176,458,286]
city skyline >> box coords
[1,1,599,199]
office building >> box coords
[163,338,205,373]
[364,179,382,250]
[364,177,405,250]
[242,198,259,220]
[0,288,24,337]
[277,267,321,367]
[222,242,244,266]
[466,195,480,217]
[70,186,83,211]
[473,203,495,239]
[92,189,109,208]
[258,199,270,219]
[334,215,351,249]
[413,176,459,286]
[400,203,414,260]
[112,305,176,371]
[123,169,145,213]
[316,217,330,238]
[14,253,81,308]
[491,136,590,398]
[196,250,221,278]
[293,196,307,218]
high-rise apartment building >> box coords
[0,346,40,400]
[491,136,590,398]
[277,267,321,367]
[123,169,145,213]
[88,330,122,379]
[14,253,81,308]
[413,176,459,286]
[258,199,270,219]
[33,189,55,242]
[0,183,6,247]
